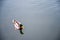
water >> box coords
[0,0,60,40]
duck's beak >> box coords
[22,26,24,29]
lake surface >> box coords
[0,0,60,40]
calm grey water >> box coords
[0,0,60,40]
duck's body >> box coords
[12,20,24,34]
